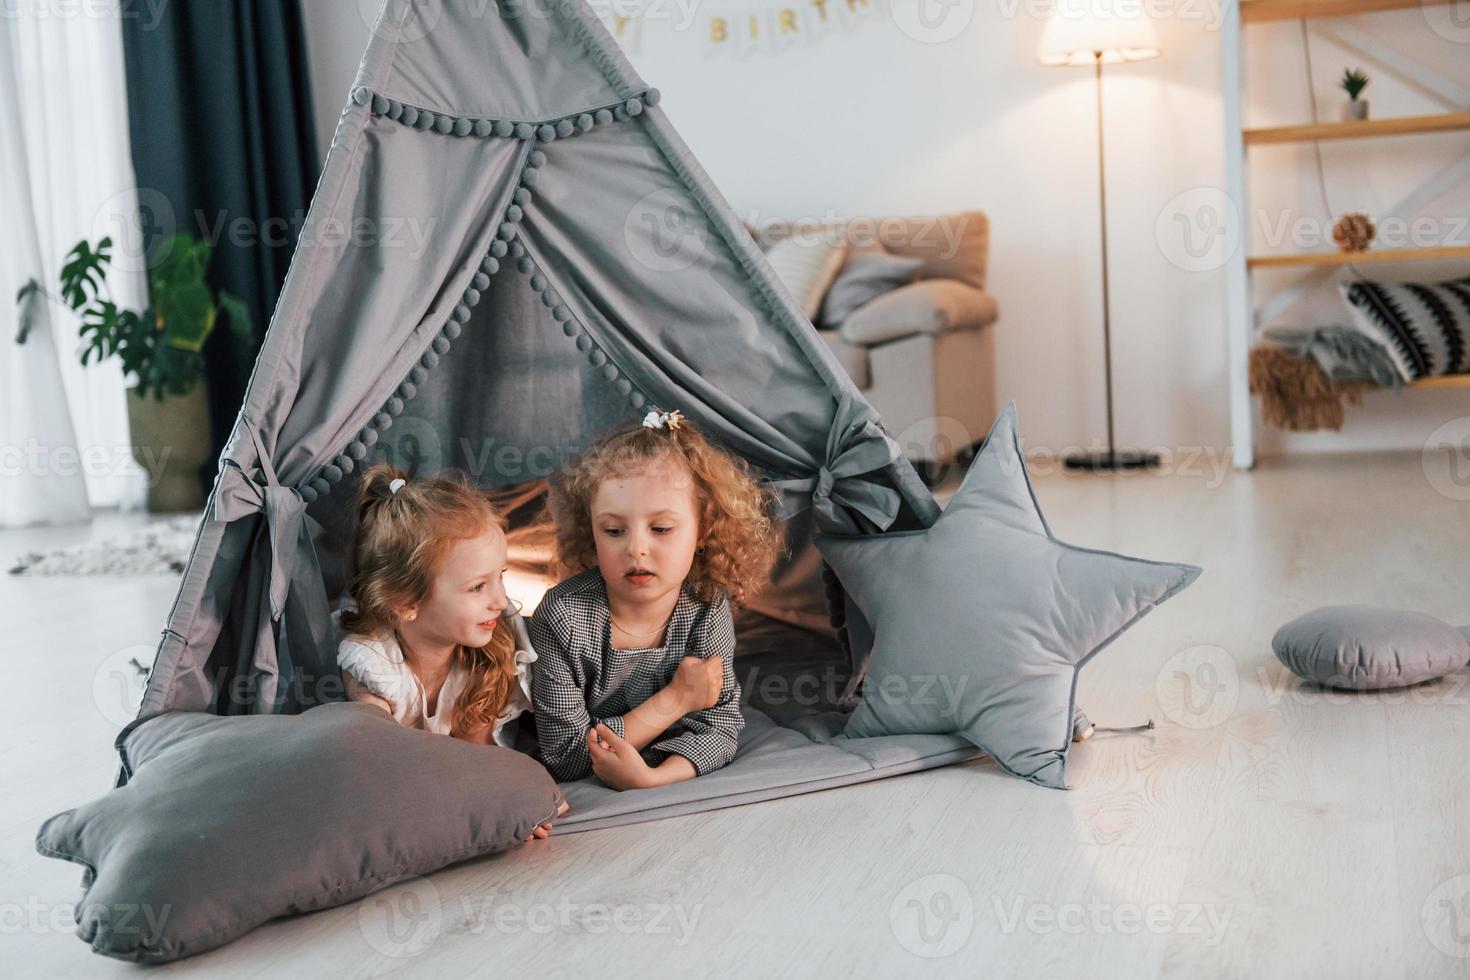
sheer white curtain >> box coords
[3,0,150,521]
[1,15,89,527]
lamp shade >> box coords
[1037,0,1161,66]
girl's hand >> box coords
[587,724,656,790]
[672,655,725,712]
[526,800,570,843]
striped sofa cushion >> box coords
[1341,277,1470,381]
[762,236,847,322]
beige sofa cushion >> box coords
[846,213,990,292]
[839,279,999,347]
[755,211,990,293]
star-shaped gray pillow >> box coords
[817,403,1201,789]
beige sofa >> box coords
[755,212,999,479]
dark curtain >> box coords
[120,0,319,494]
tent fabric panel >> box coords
[140,106,529,721]
[271,124,529,483]
[395,264,641,487]
[138,516,235,718]
[375,0,636,123]
[134,74,381,721]
[518,128,834,468]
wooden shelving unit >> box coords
[1222,0,1470,468]
[1408,375,1470,390]
[1247,245,1470,269]
[1241,0,1459,23]
[1244,111,1470,145]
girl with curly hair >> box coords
[530,409,781,790]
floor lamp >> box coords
[1038,3,1161,470]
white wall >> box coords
[299,1,1470,462]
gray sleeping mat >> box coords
[540,611,985,834]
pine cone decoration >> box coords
[1332,213,1375,253]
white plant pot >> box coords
[1342,99,1369,121]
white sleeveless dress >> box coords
[333,606,536,748]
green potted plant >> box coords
[1340,67,1370,121]
[27,233,252,511]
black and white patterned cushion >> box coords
[1340,276,1470,381]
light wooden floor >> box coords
[6,451,1470,978]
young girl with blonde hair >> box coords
[336,467,582,846]
[336,464,564,835]
[530,409,781,790]
[333,461,540,743]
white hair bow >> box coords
[641,409,684,431]
[388,478,406,494]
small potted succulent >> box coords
[18,234,252,511]
[1340,68,1370,121]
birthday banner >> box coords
[591,0,893,57]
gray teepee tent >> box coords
[135,0,940,725]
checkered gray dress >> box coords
[528,568,743,782]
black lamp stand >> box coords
[1064,51,1160,472]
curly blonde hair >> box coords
[338,463,517,740]
[548,415,782,607]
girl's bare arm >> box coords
[341,670,393,715]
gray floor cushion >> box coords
[36,703,565,964]
[1272,604,1470,690]
[815,403,1201,789]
